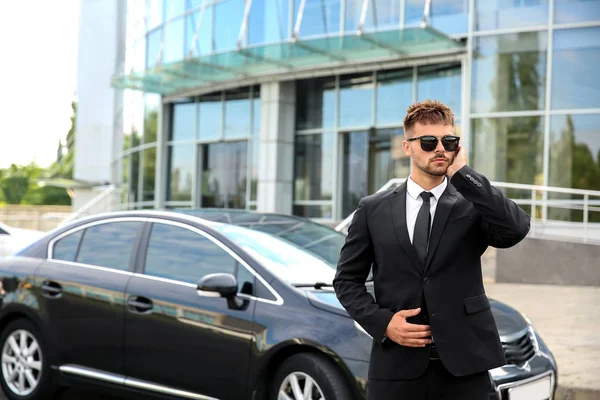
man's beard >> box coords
[414,152,454,177]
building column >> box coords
[257,81,296,214]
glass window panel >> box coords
[144,94,160,144]
[162,17,185,64]
[292,205,333,219]
[185,8,213,57]
[294,133,334,201]
[296,77,336,130]
[549,114,600,222]
[471,117,544,188]
[417,63,462,123]
[130,151,140,203]
[368,128,406,193]
[145,223,238,284]
[142,146,157,202]
[249,0,290,44]
[405,0,468,35]
[146,0,163,30]
[550,114,600,190]
[346,0,400,32]
[341,131,369,217]
[376,69,413,126]
[251,95,260,201]
[123,90,144,150]
[168,144,194,201]
[214,0,245,52]
[186,0,203,10]
[551,28,600,110]
[171,102,196,141]
[77,222,141,271]
[53,230,83,262]
[252,94,261,136]
[122,155,130,203]
[474,0,548,31]
[201,142,248,208]
[199,94,222,141]
[339,74,373,128]
[295,0,341,37]
[146,28,162,69]
[224,90,251,140]
[164,0,185,20]
[472,32,547,113]
[555,0,600,24]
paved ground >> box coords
[485,282,600,399]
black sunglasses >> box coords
[406,135,460,152]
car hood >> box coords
[305,289,529,340]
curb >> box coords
[556,385,600,400]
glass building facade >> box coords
[114,0,600,222]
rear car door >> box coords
[38,219,143,376]
[124,220,262,400]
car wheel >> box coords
[271,353,354,400]
[0,319,54,400]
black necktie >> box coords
[413,191,433,266]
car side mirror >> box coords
[197,273,237,298]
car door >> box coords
[38,219,143,376]
[124,220,259,400]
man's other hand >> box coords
[385,308,432,347]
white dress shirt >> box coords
[406,176,448,244]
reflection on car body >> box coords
[0,209,557,400]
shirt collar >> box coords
[406,176,447,201]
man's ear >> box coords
[402,140,411,157]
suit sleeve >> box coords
[333,197,394,343]
[450,165,531,248]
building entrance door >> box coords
[340,128,409,218]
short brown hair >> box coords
[403,99,455,135]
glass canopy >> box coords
[112,26,465,95]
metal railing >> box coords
[335,178,600,244]
[59,185,122,226]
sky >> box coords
[0,1,80,169]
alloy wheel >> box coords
[1,329,43,396]
[278,371,325,400]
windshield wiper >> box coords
[293,282,334,289]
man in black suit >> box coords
[333,100,530,399]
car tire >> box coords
[270,353,354,400]
[0,319,55,400]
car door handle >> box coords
[127,296,153,313]
[41,281,62,298]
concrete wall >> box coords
[496,237,600,286]
[0,205,72,231]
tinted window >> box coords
[144,223,238,285]
[76,222,141,271]
[53,230,83,262]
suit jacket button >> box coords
[423,277,430,285]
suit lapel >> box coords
[390,183,424,275]
[424,182,458,272]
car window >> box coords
[145,223,252,293]
[52,230,84,262]
[75,222,141,271]
[0,227,8,235]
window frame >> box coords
[47,216,282,305]
[47,218,145,275]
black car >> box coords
[0,210,556,400]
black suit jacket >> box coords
[333,166,530,380]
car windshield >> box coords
[176,209,346,268]
[212,224,336,286]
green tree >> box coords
[0,164,40,204]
